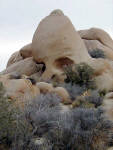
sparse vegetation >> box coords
[0,82,15,148]
[88,49,105,58]
[12,94,113,150]
[64,63,96,89]
[62,83,86,100]
[0,82,34,149]
[0,62,113,150]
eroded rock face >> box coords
[36,82,71,104]
[78,28,113,49]
[103,96,113,121]
[7,43,33,68]
[2,9,113,95]
[20,43,32,58]
[7,51,23,68]
[1,57,38,76]
[32,9,91,80]
[0,74,40,102]
[83,39,113,61]
[77,28,113,91]
[0,74,71,105]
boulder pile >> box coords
[0,9,113,96]
[1,9,113,150]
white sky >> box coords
[0,0,113,71]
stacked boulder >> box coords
[0,9,113,106]
[1,9,113,150]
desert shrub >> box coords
[62,83,86,100]
[0,83,112,150]
[99,89,107,97]
[72,96,95,108]
[16,93,113,150]
[69,108,113,150]
[88,49,105,58]
[0,82,16,147]
[85,90,103,108]
[0,82,34,149]
[70,89,103,109]
[64,63,96,89]
[11,93,62,150]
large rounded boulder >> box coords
[7,51,23,68]
[32,9,91,80]
[20,43,32,58]
[1,57,38,76]
[78,28,113,49]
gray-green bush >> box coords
[12,93,113,150]
[0,80,113,150]
[88,49,105,58]
[64,63,96,89]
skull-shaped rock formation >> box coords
[2,9,113,92]
[32,9,91,80]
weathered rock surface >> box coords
[36,82,54,93]
[0,74,40,102]
[7,51,23,67]
[54,87,71,104]
[20,43,32,58]
[31,10,113,92]
[88,58,113,91]
[1,57,38,76]
[1,10,113,150]
[32,9,91,80]
[1,9,113,99]
[83,39,113,61]
[103,97,113,121]
[78,28,113,49]
[36,82,71,104]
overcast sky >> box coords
[0,0,113,71]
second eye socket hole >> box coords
[54,57,74,69]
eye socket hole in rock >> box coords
[36,62,46,73]
[54,57,74,70]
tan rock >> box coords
[4,11,113,93]
[103,97,113,121]
[32,9,91,80]
[36,82,71,104]
[31,10,113,92]
[108,148,113,150]
[7,51,23,67]
[105,92,113,99]
[1,57,38,76]
[0,75,40,103]
[83,39,113,61]
[20,43,32,58]
[78,28,113,49]
[89,58,113,91]
[54,87,71,104]
[36,82,54,93]
[102,92,113,122]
